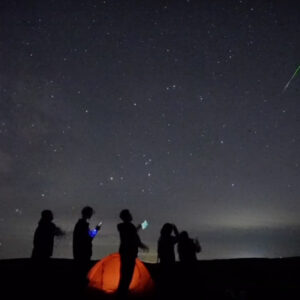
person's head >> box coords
[160,223,173,237]
[119,209,132,222]
[41,210,53,222]
[81,206,94,219]
[179,231,189,241]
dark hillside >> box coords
[1,257,300,299]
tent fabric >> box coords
[87,253,154,295]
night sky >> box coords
[0,0,299,262]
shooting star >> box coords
[282,65,300,93]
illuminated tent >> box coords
[87,253,154,296]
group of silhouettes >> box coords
[31,207,201,297]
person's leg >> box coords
[117,255,136,297]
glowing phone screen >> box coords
[141,220,148,230]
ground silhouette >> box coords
[1,257,300,299]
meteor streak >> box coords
[282,65,300,93]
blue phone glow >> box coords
[89,229,98,238]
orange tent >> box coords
[87,253,154,296]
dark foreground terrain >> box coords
[1,257,300,299]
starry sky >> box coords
[0,0,299,262]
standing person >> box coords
[157,223,179,298]
[73,206,101,277]
[177,231,202,298]
[31,210,64,298]
[177,231,201,263]
[31,209,65,260]
[157,223,179,266]
[117,209,148,298]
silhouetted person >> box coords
[31,209,64,260]
[73,206,101,290]
[73,206,101,262]
[117,209,148,298]
[177,231,201,263]
[31,210,65,298]
[177,231,202,298]
[157,223,179,265]
[157,223,179,298]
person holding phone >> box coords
[117,209,148,297]
[73,206,101,274]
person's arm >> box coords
[173,224,179,241]
[136,230,149,251]
[194,238,201,252]
[54,225,65,237]
[139,241,149,251]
